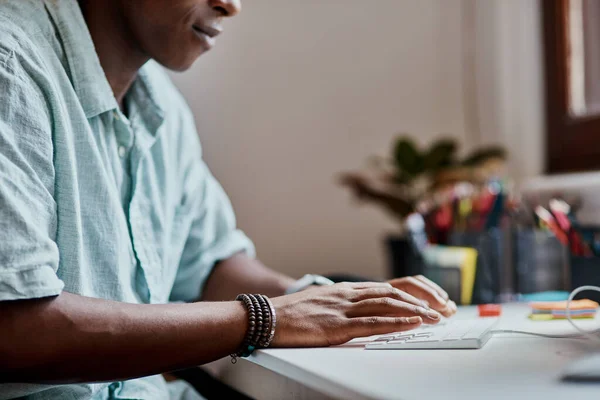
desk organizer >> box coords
[513,229,568,295]
[448,228,505,304]
[570,256,600,302]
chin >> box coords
[162,58,197,72]
[156,55,200,72]
[152,46,206,72]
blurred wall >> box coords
[471,0,544,180]
[170,0,469,279]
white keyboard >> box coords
[365,318,499,350]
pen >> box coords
[549,199,572,232]
[534,205,569,245]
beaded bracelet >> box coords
[248,294,264,347]
[231,293,277,364]
[255,294,270,347]
[263,295,277,347]
[230,294,255,363]
[254,294,276,348]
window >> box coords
[543,0,600,173]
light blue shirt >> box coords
[0,0,254,398]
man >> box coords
[0,0,457,399]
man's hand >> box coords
[388,275,457,318]
[270,281,443,347]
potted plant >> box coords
[339,135,506,278]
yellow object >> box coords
[460,247,478,305]
[422,246,478,305]
[456,199,472,231]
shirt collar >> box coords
[128,65,165,136]
[44,0,119,119]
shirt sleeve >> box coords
[0,49,63,301]
[168,103,255,303]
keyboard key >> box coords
[393,333,414,339]
[413,332,432,337]
[366,341,388,346]
[405,337,441,343]
[373,336,394,342]
[388,339,411,344]
[365,318,499,350]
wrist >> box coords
[229,294,277,363]
[225,300,249,353]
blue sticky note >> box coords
[521,291,570,302]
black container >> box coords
[567,225,600,302]
[513,230,568,294]
[570,256,600,302]
[448,228,506,304]
[385,236,424,278]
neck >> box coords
[80,1,149,108]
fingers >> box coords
[395,277,455,317]
[338,281,393,290]
[412,276,457,317]
[346,298,441,323]
[352,286,426,309]
[414,275,449,302]
[346,316,423,339]
[333,280,457,317]
[446,300,458,316]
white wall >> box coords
[170,0,469,279]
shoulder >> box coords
[0,3,56,147]
[0,9,55,192]
[0,0,53,59]
[0,0,61,101]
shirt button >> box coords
[113,111,120,121]
[118,146,126,158]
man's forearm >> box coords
[202,253,296,301]
[0,292,246,384]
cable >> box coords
[486,286,600,341]
[491,329,587,339]
[566,285,600,343]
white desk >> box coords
[207,304,600,400]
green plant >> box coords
[339,135,506,226]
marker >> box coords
[535,206,569,245]
[549,199,572,232]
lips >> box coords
[192,24,222,39]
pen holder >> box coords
[513,229,569,295]
[565,225,600,302]
[448,228,505,304]
[570,256,600,302]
